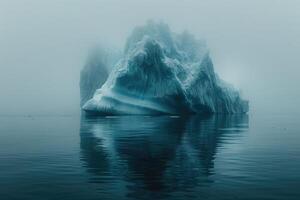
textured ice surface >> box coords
[82,21,248,115]
[80,47,120,106]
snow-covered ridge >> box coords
[81,21,248,115]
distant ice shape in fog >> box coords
[81,21,248,115]
[80,47,121,106]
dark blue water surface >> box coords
[0,113,299,200]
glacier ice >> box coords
[80,47,120,106]
[81,21,248,115]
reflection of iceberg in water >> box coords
[80,114,248,199]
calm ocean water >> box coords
[0,113,299,200]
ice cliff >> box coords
[80,21,248,115]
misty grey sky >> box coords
[0,0,299,115]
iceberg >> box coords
[81,21,248,115]
[80,47,120,106]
